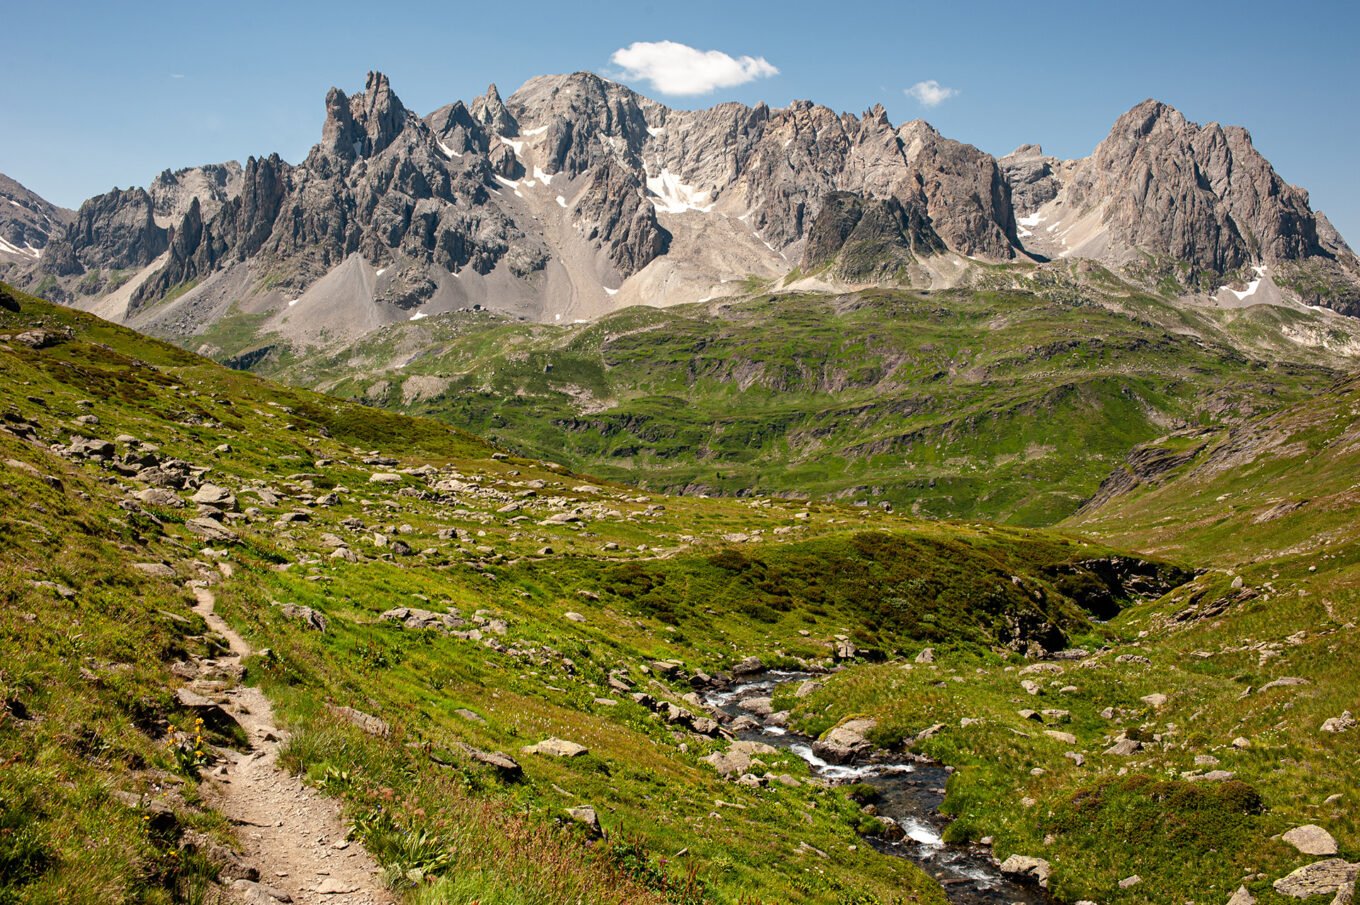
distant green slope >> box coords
[269,283,1347,526]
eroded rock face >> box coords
[42,187,167,278]
[573,158,670,274]
[802,190,943,279]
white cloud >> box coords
[610,41,778,96]
[905,80,958,108]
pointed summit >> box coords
[320,71,410,161]
[471,83,518,136]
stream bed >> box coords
[702,671,1051,905]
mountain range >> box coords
[3,70,1358,359]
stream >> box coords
[701,671,1051,905]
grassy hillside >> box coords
[781,372,1360,902]
[0,281,1188,904]
[262,276,1351,526]
[6,276,1357,905]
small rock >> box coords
[563,611,586,623]
[1119,874,1142,888]
[1104,738,1142,756]
[565,806,600,836]
[522,737,587,758]
[1321,711,1356,734]
[313,878,357,894]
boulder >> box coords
[274,602,327,632]
[185,518,237,542]
[1282,825,1340,856]
[1104,738,1142,756]
[454,743,522,779]
[565,806,601,837]
[191,483,237,510]
[731,656,764,675]
[134,487,183,508]
[174,687,243,736]
[326,704,390,737]
[1273,859,1359,899]
[133,563,176,579]
[1321,711,1356,734]
[1226,886,1256,905]
[999,854,1052,888]
[380,607,465,632]
[369,473,402,484]
[812,718,877,764]
[521,737,587,758]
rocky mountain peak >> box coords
[1113,98,1189,138]
[320,70,410,162]
[471,83,518,136]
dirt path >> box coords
[188,584,395,905]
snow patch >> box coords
[556,195,568,208]
[437,140,462,159]
[1225,264,1269,301]
[287,298,299,307]
[645,168,714,214]
[532,166,554,185]
[499,135,525,155]
[521,125,549,137]
[647,126,666,137]
[409,311,427,321]
[1017,211,1044,228]
[375,267,388,277]
[0,237,39,259]
[604,287,619,296]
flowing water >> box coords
[702,671,1051,905]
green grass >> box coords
[5,276,1360,903]
[263,282,1345,527]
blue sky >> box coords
[3,0,1357,242]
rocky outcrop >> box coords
[41,187,167,277]
[574,158,670,275]
[802,190,943,279]
[999,145,1060,215]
